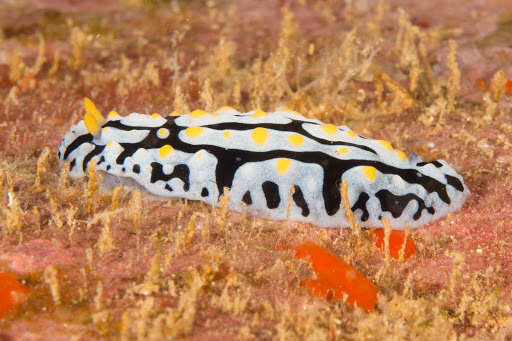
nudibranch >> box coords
[58,99,469,229]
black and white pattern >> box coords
[58,108,469,229]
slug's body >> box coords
[58,99,469,229]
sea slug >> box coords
[58,99,469,229]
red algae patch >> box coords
[372,229,417,260]
[288,241,378,313]
[0,272,30,318]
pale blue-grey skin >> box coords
[58,108,469,229]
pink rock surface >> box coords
[0,0,511,339]
[0,239,77,274]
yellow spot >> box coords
[288,133,303,147]
[189,109,206,118]
[84,97,104,123]
[336,147,348,154]
[84,112,101,136]
[159,145,174,158]
[107,141,114,147]
[277,158,291,174]
[185,126,203,138]
[151,113,161,118]
[251,109,268,118]
[108,111,119,118]
[102,127,110,133]
[378,140,393,150]
[157,128,170,139]
[223,131,231,139]
[347,131,357,138]
[321,124,337,136]
[129,131,136,135]
[196,151,203,158]
[217,106,235,111]
[396,150,407,160]
[171,111,180,116]
[251,127,268,145]
[362,166,376,181]
[210,113,221,117]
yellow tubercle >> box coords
[185,126,203,138]
[251,127,268,145]
[157,128,170,139]
[288,133,304,147]
[108,111,119,118]
[159,145,174,158]
[171,111,180,116]
[217,106,236,111]
[336,147,348,154]
[210,113,221,117]
[321,124,337,136]
[378,140,393,150]
[277,158,291,174]
[362,166,377,181]
[396,150,407,161]
[151,113,161,118]
[223,131,231,139]
[346,131,357,138]
[189,109,207,118]
[251,109,268,118]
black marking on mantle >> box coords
[445,174,464,192]
[63,134,93,160]
[351,192,370,222]
[417,161,443,168]
[82,145,106,172]
[93,117,454,218]
[201,187,209,197]
[375,189,435,221]
[292,185,310,217]
[262,181,280,209]
[150,162,190,192]
[242,191,252,205]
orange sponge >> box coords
[0,272,30,318]
[372,229,416,260]
[288,241,379,312]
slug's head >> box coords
[360,151,470,229]
[408,157,470,227]
[57,98,105,178]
